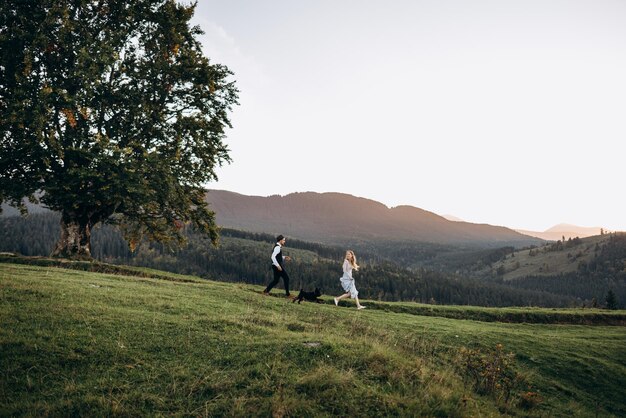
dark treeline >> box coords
[509,273,625,309]
[354,240,531,277]
[420,246,518,274]
[0,212,622,307]
[0,212,61,256]
[349,239,468,268]
[351,263,572,307]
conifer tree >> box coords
[605,289,618,310]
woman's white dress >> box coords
[340,259,358,299]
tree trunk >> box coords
[51,212,92,259]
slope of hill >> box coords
[205,190,542,248]
[481,234,622,281]
[2,262,625,416]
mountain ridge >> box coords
[205,189,542,248]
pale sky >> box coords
[192,0,626,232]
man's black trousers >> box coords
[264,266,290,296]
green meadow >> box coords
[1,262,625,417]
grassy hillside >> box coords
[2,263,625,416]
[484,235,608,280]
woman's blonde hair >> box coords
[345,250,359,271]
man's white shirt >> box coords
[271,243,282,267]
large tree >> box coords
[0,0,238,258]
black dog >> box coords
[292,287,323,304]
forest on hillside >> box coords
[1,212,624,308]
[506,233,626,307]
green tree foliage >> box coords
[0,0,238,258]
[544,237,582,253]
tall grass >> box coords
[1,263,625,417]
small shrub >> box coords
[518,391,543,410]
[458,344,523,405]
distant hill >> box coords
[515,223,604,241]
[205,190,542,248]
[476,233,624,281]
